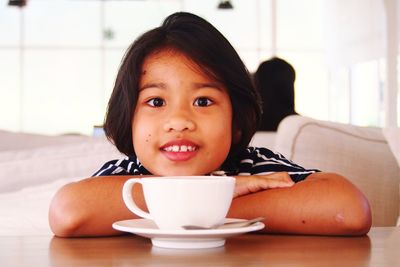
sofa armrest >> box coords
[275,115,400,226]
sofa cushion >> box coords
[382,127,400,167]
[250,131,277,150]
[0,135,122,193]
[275,115,400,226]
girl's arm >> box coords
[49,175,146,237]
[49,172,371,237]
[229,172,372,236]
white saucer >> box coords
[112,218,265,249]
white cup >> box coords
[122,176,235,230]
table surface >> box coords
[1,227,399,267]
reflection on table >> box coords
[1,227,399,266]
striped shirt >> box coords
[93,147,319,182]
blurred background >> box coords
[0,0,399,136]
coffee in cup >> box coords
[122,176,235,230]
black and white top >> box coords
[93,147,319,183]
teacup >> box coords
[122,176,235,230]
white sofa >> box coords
[0,131,122,235]
[252,115,400,227]
[0,115,399,235]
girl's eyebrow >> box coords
[193,82,224,91]
[139,83,166,91]
[139,82,224,91]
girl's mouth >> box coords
[160,141,199,161]
[162,145,197,152]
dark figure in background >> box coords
[254,57,298,131]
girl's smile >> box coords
[160,139,199,161]
[131,48,233,175]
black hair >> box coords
[104,12,261,166]
[254,57,297,131]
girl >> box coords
[49,12,371,237]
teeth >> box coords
[163,145,196,152]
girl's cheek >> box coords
[145,134,152,143]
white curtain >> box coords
[323,0,398,127]
[323,0,386,68]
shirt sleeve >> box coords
[237,147,320,182]
[92,156,149,176]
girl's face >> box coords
[132,49,233,175]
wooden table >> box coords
[1,227,399,266]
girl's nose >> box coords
[163,112,196,132]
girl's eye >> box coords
[147,98,165,107]
[194,97,213,107]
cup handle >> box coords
[122,178,153,220]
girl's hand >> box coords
[233,172,294,198]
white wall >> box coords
[0,0,396,135]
